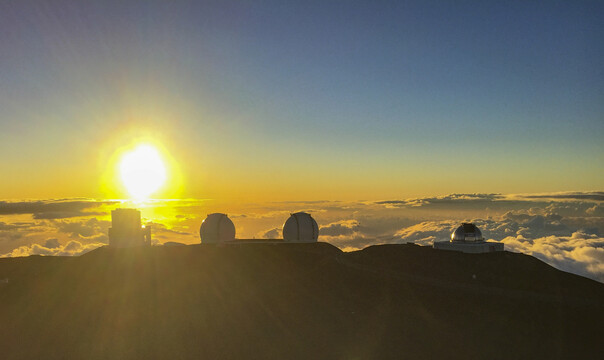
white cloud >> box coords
[1,240,105,257]
[44,238,60,249]
[320,220,359,236]
[501,232,604,282]
[257,227,282,239]
[55,218,109,238]
[394,220,457,246]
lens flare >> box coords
[119,144,166,199]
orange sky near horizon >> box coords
[1,128,601,202]
[2,128,600,202]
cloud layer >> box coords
[2,240,105,257]
[0,193,602,282]
[0,199,114,219]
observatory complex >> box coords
[200,212,319,244]
[105,208,503,256]
[108,208,151,248]
[433,223,504,253]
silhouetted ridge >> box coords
[1,243,602,360]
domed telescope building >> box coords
[433,223,504,253]
[200,213,236,244]
[283,212,319,243]
[199,212,320,244]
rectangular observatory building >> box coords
[108,208,151,248]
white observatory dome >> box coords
[451,223,484,242]
[282,212,319,242]
[200,213,236,243]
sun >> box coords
[119,144,167,199]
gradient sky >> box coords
[1,1,602,200]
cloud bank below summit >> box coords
[0,192,603,282]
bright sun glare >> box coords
[119,144,167,199]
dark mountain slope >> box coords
[0,243,602,360]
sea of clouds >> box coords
[1,192,603,282]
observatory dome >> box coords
[283,212,319,243]
[200,213,236,243]
[451,223,484,242]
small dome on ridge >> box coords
[451,223,484,242]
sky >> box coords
[1,0,602,200]
[0,2,603,281]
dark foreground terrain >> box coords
[1,243,603,359]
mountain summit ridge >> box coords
[1,243,602,359]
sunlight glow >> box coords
[119,144,167,199]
